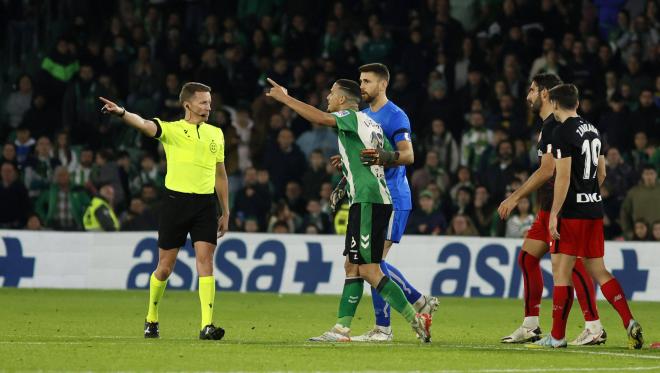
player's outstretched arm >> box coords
[99,97,158,137]
[498,153,555,219]
[549,157,571,239]
[265,78,336,127]
[597,155,606,187]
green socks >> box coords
[199,276,216,329]
[146,272,167,323]
[376,277,416,323]
[336,277,364,328]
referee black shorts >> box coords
[158,188,218,249]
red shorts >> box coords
[526,210,552,246]
[551,218,604,258]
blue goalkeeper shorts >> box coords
[386,209,410,244]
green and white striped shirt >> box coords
[333,109,392,205]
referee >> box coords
[99,82,229,340]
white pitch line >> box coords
[1,339,660,363]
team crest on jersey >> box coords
[334,110,350,117]
[209,140,217,153]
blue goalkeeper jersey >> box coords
[362,101,413,211]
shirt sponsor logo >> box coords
[576,193,602,203]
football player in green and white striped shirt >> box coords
[266,78,431,343]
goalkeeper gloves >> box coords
[329,177,347,212]
[359,148,399,166]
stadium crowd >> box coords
[0,0,658,240]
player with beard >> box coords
[330,63,439,342]
[498,74,605,346]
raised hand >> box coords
[330,154,342,171]
[99,97,125,116]
[265,78,289,103]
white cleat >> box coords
[352,327,393,342]
[308,325,351,342]
[527,335,567,348]
[569,328,607,346]
[411,313,432,343]
[417,295,440,316]
[501,325,542,343]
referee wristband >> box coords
[118,107,126,117]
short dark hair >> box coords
[549,83,579,109]
[179,82,211,104]
[335,79,362,101]
[532,73,562,91]
[359,63,390,82]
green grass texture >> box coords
[0,288,658,372]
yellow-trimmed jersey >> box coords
[152,118,224,194]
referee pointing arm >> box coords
[100,82,229,340]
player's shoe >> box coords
[308,325,351,342]
[527,335,567,349]
[351,327,393,342]
[501,325,542,343]
[569,328,607,346]
[199,324,225,340]
[417,295,440,317]
[627,320,644,350]
[144,321,159,338]
[411,313,431,343]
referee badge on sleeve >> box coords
[209,140,217,153]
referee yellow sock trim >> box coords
[199,276,216,330]
[146,272,167,323]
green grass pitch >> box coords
[0,288,658,372]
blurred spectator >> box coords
[130,153,165,196]
[26,214,43,230]
[446,213,479,236]
[625,131,651,172]
[605,147,635,204]
[652,220,660,241]
[23,136,60,199]
[71,148,94,190]
[159,73,183,120]
[83,183,120,231]
[1,143,18,167]
[283,181,306,216]
[54,131,79,172]
[505,197,534,238]
[301,199,332,234]
[472,185,495,236]
[0,162,30,228]
[232,167,271,231]
[600,93,632,152]
[406,190,447,235]
[632,219,650,241]
[411,150,451,198]
[296,123,339,159]
[14,127,35,166]
[422,118,459,175]
[5,74,33,130]
[62,63,107,146]
[601,182,622,239]
[460,111,493,172]
[301,150,330,200]
[120,197,158,231]
[267,201,301,233]
[38,37,79,107]
[34,166,89,231]
[21,93,59,139]
[91,149,125,209]
[620,165,660,240]
[263,128,307,197]
[450,166,475,202]
[479,140,518,202]
[630,88,660,143]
